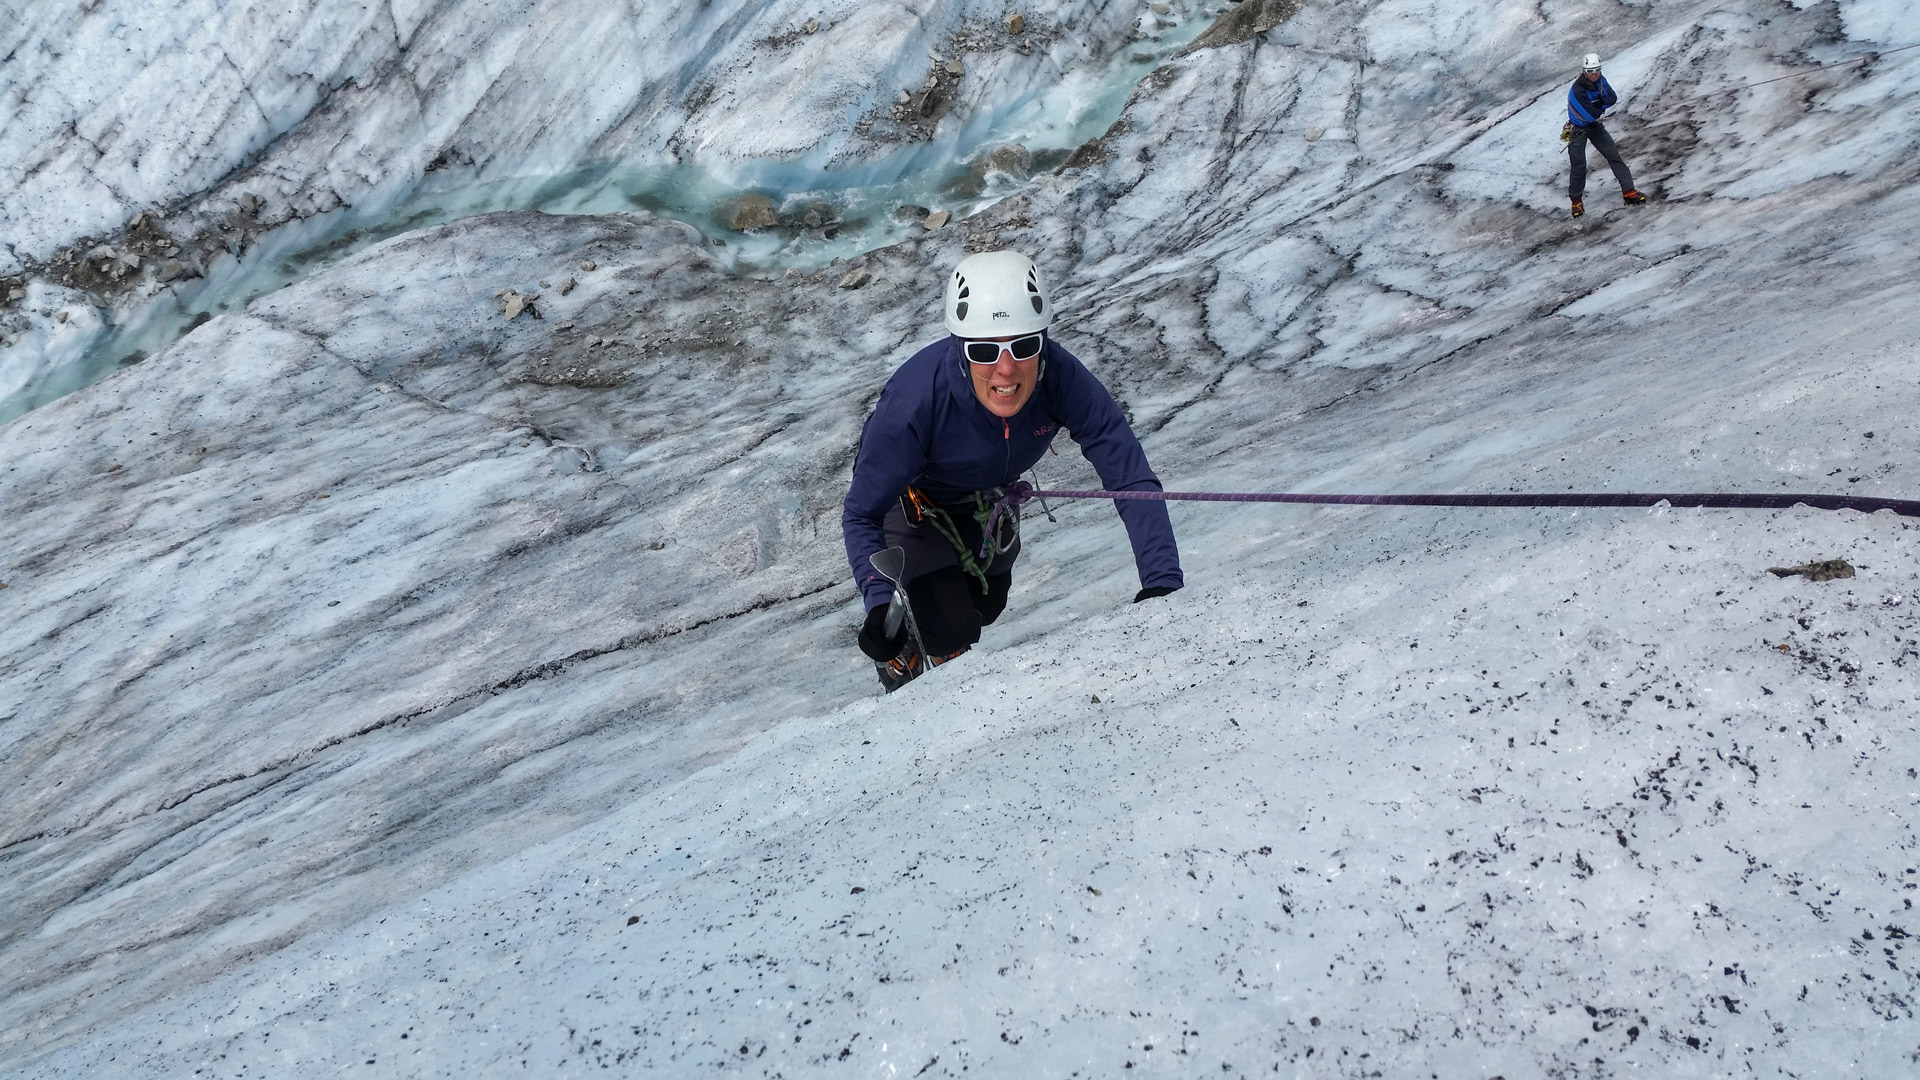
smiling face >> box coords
[1582,68,1601,83]
[965,335,1040,418]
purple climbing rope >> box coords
[981,480,1920,554]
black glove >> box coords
[1133,585,1178,603]
[858,603,905,661]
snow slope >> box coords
[3,0,1919,1075]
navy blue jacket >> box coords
[1566,75,1618,128]
[843,335,1184,611]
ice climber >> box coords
[1564,52,1647,218]
[843,250,1183,691]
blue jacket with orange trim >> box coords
[1567,75,1618,128]
[842,335,1184,612]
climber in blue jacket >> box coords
[843,249,1183,690]
[1566,52,1648,218]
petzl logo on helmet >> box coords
[992,310,1010,319]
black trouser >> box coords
[903,566,1011,655]
[1568,121,1635,200]
[882,499,1020,655]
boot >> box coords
[876,645,923,693]
[1622,189,1647,204]
[876,644,967,692]
[1570,199,1584,218]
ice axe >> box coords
[869,547,923,647]
[868,546,932,690]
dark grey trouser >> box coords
[1568,121,1635,200]
[883,498,1022,654]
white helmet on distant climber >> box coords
[945,250,1052,338]
[1581,52,1602,72]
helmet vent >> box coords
[958,285,970,299]
[955,301,969,321]
[1030,296,1043,314]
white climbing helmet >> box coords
[944,249,1052,337]
[1581,52,1603,73]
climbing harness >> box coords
[985,481,1920,539]
[901,485,1020,594]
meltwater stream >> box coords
[0,2,1232,427]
